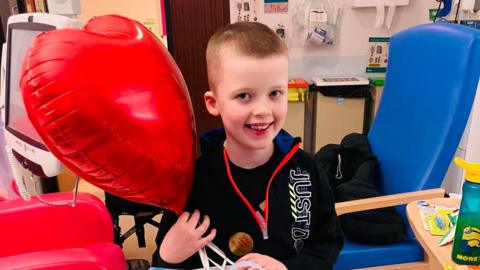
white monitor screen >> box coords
[6,24,53,150]
[7,29,43,144]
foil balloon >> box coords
[19,15,195,214]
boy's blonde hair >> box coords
[206,22,288,90]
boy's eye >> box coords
[270,90,283,97]
[237,93,251,100]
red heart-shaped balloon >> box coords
[20,15,195,214]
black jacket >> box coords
[314,133,404,244]
[153,129,343,269]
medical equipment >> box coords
[437,0,453,17]
[293,0,342,46]
[351,0,410,29]
[1,13,81,199]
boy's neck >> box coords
[224,140,274,169]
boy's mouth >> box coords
[245,123,272,131]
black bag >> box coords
[314,133,404,244]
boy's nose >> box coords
[252,102,272,118]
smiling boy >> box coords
[153,22,343,270]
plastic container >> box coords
[284,78,308,139]
[288,78,308,102]
[451,157,480,265]
[368,77,384,123]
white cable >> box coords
[5,145,30,200]
[335,154,343,180]
[32,173,80,207]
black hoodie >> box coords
[153,129,343,269]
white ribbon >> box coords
[197,243,263,270]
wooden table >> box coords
[406,198,461,270]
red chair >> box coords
[0,192,126,270]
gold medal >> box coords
[228,232,254,256]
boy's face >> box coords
[205,53,288,152]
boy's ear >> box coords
[204,90,220,116]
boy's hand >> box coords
[237,253,287,270]
[159,210,216,264]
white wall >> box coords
[231,0,440,78]
[287,0,439,78]
[78,0,167,46]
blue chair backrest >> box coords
[368,23,480,205]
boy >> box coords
[153,22,343,269]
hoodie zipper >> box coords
[223,143,300,239]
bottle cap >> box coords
[454,157,480,183]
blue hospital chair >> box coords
[334,23,480,269]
